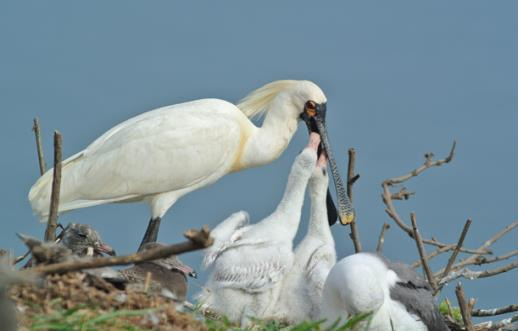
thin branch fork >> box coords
[383,184,487,256]
[478,221,518,251]
[390,187,415,200]
[381,141,491,257]
[434,250,518,277]
[412,244,456,268]
[455,282,474,331]
[434,221,518,276]
[380,141,465,251]
[32,117,46,175]
[410,213,437,291]
[346,147,362,253]
[44,131,62,242]
[472,304,518,317]
[439,261,518,285]
[383,141,456,186]
[435,219,472,294]
[24,226,213,276]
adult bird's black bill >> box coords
[301,101,355,225]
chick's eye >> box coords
[76,233,87,238]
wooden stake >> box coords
[44,131,62,242]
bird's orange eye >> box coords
[305,101,317,117]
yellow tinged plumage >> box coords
[237,80,299,119]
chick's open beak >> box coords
[301,103,355,225]
[94,242,116,256]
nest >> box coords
[9,272,206,331]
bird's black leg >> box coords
[139,217,162,251]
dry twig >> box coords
[472,304,518,317]
[25,226,213,275]
[455,282,474,331]
[434,219,473,294]
[435,250,518,278]
[347,148,362,253]
[376,223,390,253]
[474,315,518,330]
[32,117,46,175]
[439,262,518,285]
[377,142,516,328]
[44,131,62,242]
[381,142,487,256]
[390,187,415,200]
[434,222,518,276]
[412,244,457,268]
[383,141,456,186]
[410,213,437,291]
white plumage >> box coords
[28,80,331,247]
[198,134,320,326]
[320,253,448,331]
[274,153,336,323]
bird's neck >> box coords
[241,98,299,169]
[273,162,312,231]
[307,189,334,242]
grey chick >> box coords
[18,223,115,265]
[59,223,116,257]
[18,224,124,288]
[58,223,124,287]
[120,242,197,302]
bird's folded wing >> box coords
[71,107,242,198]
[203,211,250,268]
[211,239,292,293]
[305,244,336,293]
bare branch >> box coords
[410,213,437,291]
[381,149,490,256]
[32,117,46,175]
[24,226,213,275]
[347,148,362,253]
[383,141,456,186]
[472,304,518,317]
[376,223,390,253]
[435,219,473,294]
[435,250,518,277]
[439,261,518,285]
[481,221,518,252]
[436,222,518,275]
[412,244,456,268]
[474,315,517,330]
[45,131,62,242]
[479,221,518,251]
[455,282,474,331]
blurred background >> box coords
[1,1,516,308]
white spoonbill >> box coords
[320,253,449,331]
[197,133,320,325]
[28,80,354,249]
[274,152,336,323]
